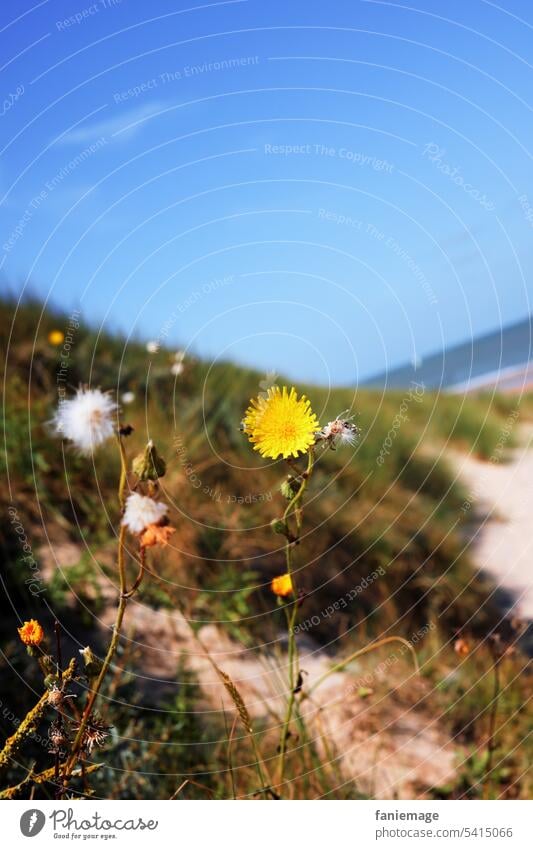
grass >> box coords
[1,293,531,799]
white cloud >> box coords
[57,102,166,145]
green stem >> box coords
[277,447,314,785]
[306,636,420,698]
[483,650,502,799]
[61,433,130,789]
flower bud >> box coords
[270,518,289,537]
[280,476,299,500]
[132,440,166,481]
[79,645,103,679]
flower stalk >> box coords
[277,446,315,784]
[61,432,131,789]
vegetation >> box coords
[1,295,531,800]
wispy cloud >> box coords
[56,102,166,145]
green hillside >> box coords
[1,295,531,800]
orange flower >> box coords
[18,619,44,646]
[139,523,176,548]
[271,573,293,598]
[454,637,470,657]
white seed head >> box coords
[121,391,135,404]
[320,416,360,447]
[52,388,117,454]
[122,492,168,534]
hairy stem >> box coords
[277,447,314,785]
[61,433,130,789]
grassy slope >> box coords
[1,295,531,799]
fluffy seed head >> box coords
[52,388,117,454]
[122,493,168,535]
[319,415,360,448]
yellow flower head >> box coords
[47,330,64,346]
[18,619,44,647]
[271,573,294,598]
[242,386,319,460]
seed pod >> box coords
[47,686,64,709]
[132,440,166,481]
[270,518,290,537]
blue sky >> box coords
[2,0,533,385]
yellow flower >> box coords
[242,386,318,459]
[18,619,44,647]
[271,573,294,597]
[47,330,64,346]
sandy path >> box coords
[453,425,533,621]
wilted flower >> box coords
[146,340,159,354]
[48,720,69,754]
[318,414,360,448]
[47,685,64,709]
[18,619,44,647]
[48,329,64,346]
[454,637,470,657]
[122,492,168,534]
[52,388,117,454]
[271,573,294,597]
[242,386,319,460]
[73,713,111,754]
[140,523,175,548]
[121,391,135,405]
[47,684,76,709]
